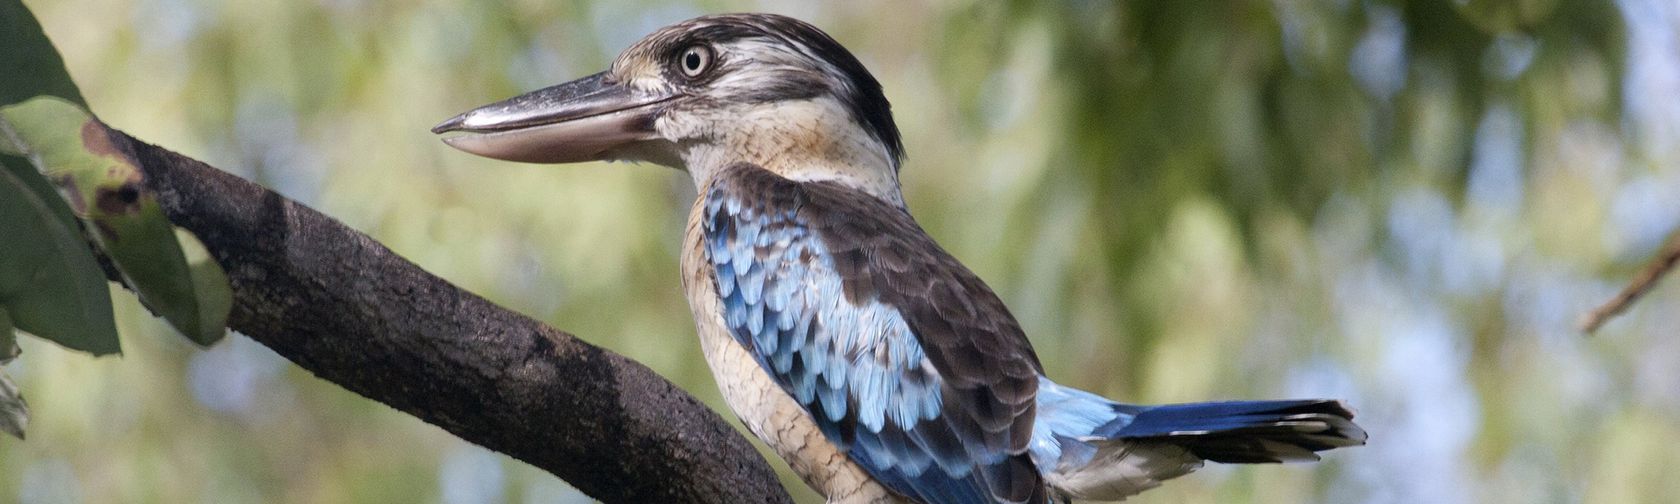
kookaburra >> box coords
[433,13,1365,504]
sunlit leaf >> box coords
[177,229,230,346]
[0,154,119,355]
[0,97,231,346]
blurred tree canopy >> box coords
[2,0,1677,503]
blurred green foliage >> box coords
[2,0,1677,503]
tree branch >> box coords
[105,127,792,503]
[1581,230,1680,334]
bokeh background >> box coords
[3,0,1678,502]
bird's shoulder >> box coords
[700,162,1047,504]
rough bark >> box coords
[106,127,793,504]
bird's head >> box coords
[433,13,905,202]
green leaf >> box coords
[0,367,27,440]
[0,0,88,108]
[177,229,230,346]
[0,309,16,364]
[0,154,119,355]
[0,97,230,346]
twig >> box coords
[1580,230,1680,334]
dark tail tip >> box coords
[1114,399,1366,464]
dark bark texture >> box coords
[106,127,792,504]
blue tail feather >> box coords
[1108,399,1353,437]
[1031,378,1364,501]
[1108,399,1365,463]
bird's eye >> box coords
[679,45,713,78]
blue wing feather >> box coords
[704,180,1012,504]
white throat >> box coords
[657,97,905,207]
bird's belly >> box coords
[682,206,903,504]
[695,312,902,504]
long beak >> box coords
[431,72,674,164]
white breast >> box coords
[680,193,905,504]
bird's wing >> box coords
[702,163,1047,504]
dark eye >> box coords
[679,45,712,78]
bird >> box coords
[432,13,1365,504]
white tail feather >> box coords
[1044,441,1203,502]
